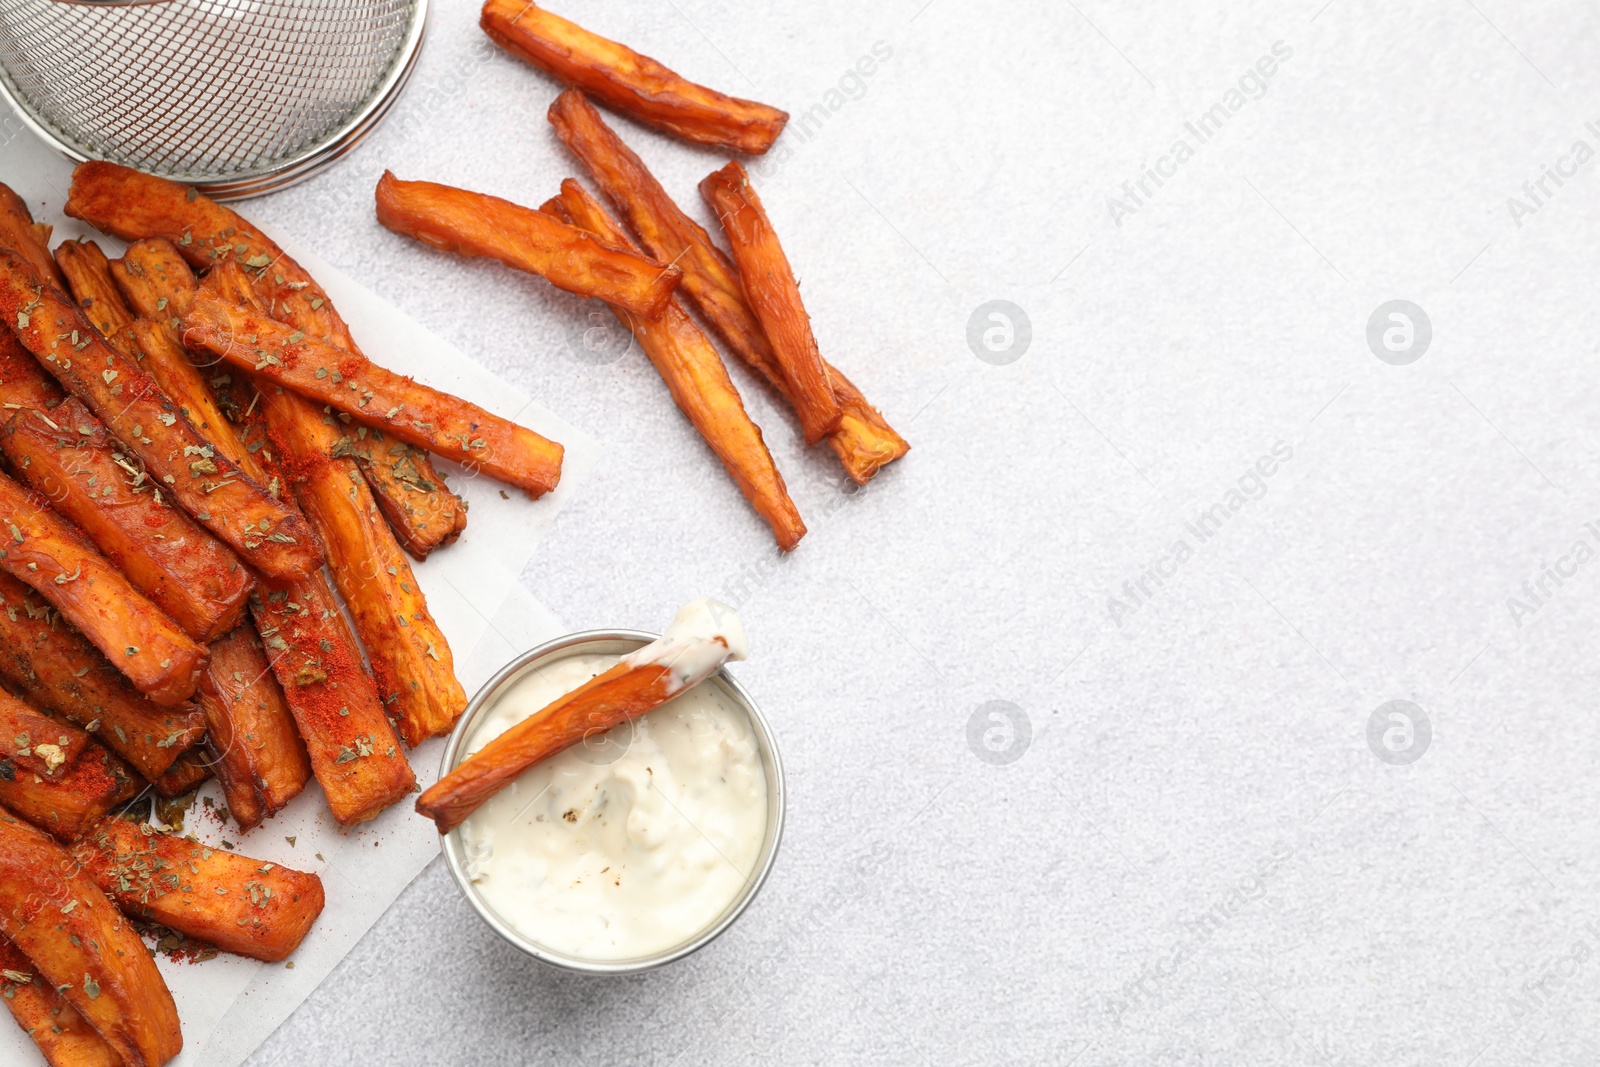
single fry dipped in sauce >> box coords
[418,599,746,833]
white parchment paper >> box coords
[0,137,598,1067]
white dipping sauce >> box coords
[456,645,768,961]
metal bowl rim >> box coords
[437,628,786,976]
[0,0,430,200]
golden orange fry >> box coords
[481,0,787,154]
[196,623,309,831]
[249,573,416,827]
[73,817,325,962]
[182,290,565,497]
[545,181,805,551]
[52,240,137,357]
[374,170,681,320]
[699,161,840,445]
[0,183,64,292]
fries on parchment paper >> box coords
[194,259,470,749]
[548,90,908,482]
[0,571,206,782]
[182,286,566,498]
[1,400,254,643]
[0,467,208,706]
[70,164,470,561]
[0,250,323,582]
[73,815,325,962]
[480,0,788,154]
[0,812,183,1067]
[543,180,806,551]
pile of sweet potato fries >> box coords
[0,3,904,1062]
[379,0,908,553]
[0,162,567,1063]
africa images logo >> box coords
[1106,41,1295,226]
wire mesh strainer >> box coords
[0,0,428,199]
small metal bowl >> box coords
[437,629,785,975]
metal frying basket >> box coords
[0,0,428,199]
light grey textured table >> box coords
[12,0,1600,1063]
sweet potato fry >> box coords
[0,689,89,781]
[2,400,253,642]
[52,241,136,356]
[418,618,741,834]
[0,571,206,781]
[335,430,467,559]
[374,171,681,319]
[0,739,133,843]
[73,817,324,962]
[416,662,650,833]
[0,812,182,1066]
[0,935,122,1067]
[113,228,468,558]
[0,250,322,581]
[0,329,64,414]
[181,290,565,497]
[257,388,468,747]
[196,623,309,830]
[123,320,244,471]
[148,749,209,798]
[109,237,195,323]
[548,91,908,481]
[480,0,787,154]
[0,184,64,292]
[249,576,415,826]
[545,182,805,550]
[68,163,330,325]
[0,468,206,705]
[699,162,840,444]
